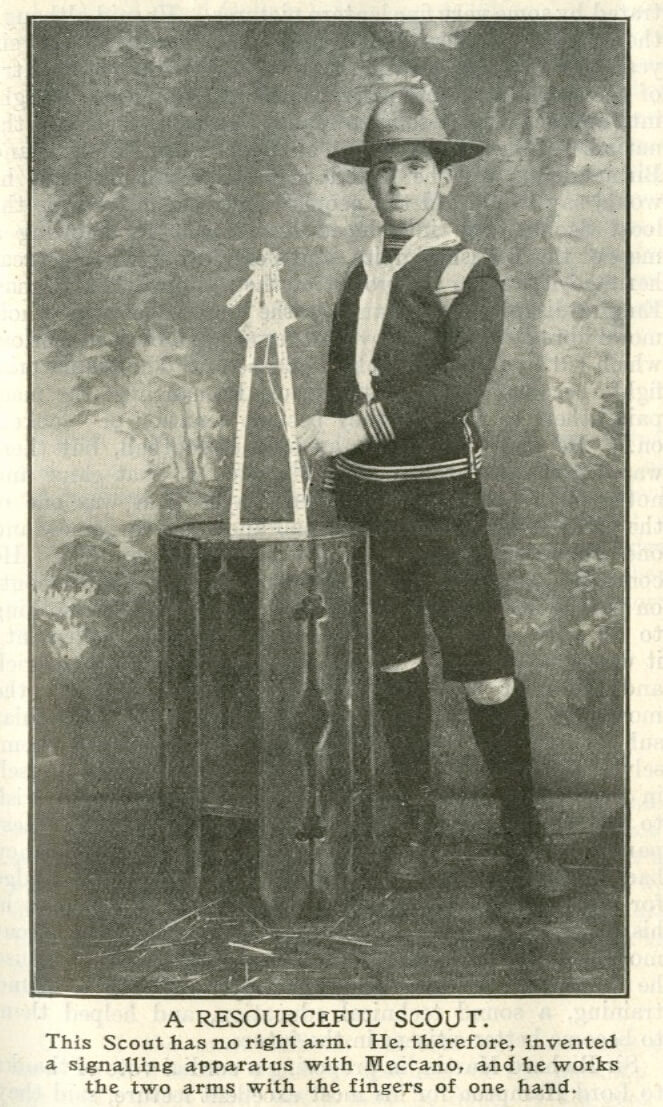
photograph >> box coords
[31,15,626,997]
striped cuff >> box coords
[358,401,396,446]
[321,463,337,494]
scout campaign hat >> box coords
[328,80,485,169]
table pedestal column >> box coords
[159,522,375,923]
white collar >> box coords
[354,217,461,401]
[362,216,460,274]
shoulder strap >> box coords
[435,247,487,313]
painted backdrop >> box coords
[32,18,625,800]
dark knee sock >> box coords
[377,662,432,798]
[465,679,542,847]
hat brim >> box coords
[328,139,486,169]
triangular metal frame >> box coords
[226,249,308,541]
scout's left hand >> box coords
[296,415,368,461]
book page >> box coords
[2,2,660,1104]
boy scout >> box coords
[296,82,569,899]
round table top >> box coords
[160,519,366,546]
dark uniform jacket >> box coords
[325,243,504,484]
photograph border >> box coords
[27,12,630,1001]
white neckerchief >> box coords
[355,216,460,400]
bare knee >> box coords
[465,676,515,705]
[380,656,423,674]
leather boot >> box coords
[466,681,570,899]
[389,784,437,887]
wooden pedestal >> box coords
[159,522,375,923]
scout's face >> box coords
[367,142,452,231]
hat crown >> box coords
[363,83,449,150]
[327,79,485,168]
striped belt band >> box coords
[334,450,483,483]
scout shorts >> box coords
[335,473,515,683]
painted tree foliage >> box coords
[33,19,625,797]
